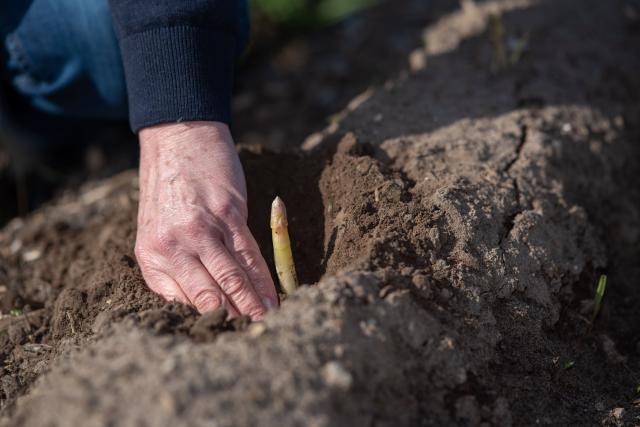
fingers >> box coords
[136,208,276,320]
[139,268,190,305]
[200,241,267,320]
[172,255,240,317]
[227,223,279,309]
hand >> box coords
[135,121,278,320]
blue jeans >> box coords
[1,0,249,121]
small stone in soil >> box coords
[610,407,624,420]
[378,285,394,299]
[246,322,266,338]
[411,274,431,298]
[322,361,353,390]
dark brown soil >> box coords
[2,0,640,425]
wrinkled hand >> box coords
[135,121,278,320]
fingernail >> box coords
[263,298,275,310]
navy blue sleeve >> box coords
[108,0,239,132]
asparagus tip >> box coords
[271,196,287,229]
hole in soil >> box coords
[241,146,328,286]
[243,132,418,287]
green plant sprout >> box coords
[508,35,529,65]
[489,13,528,72]
[564,360,575,370]
[252,0,378,27]
[591,274,608,323]
[489,14,507,72]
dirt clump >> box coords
[2,0,640,425]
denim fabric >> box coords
[3,0,127,119]
[1,0,249,121]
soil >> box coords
[1,0,640,425]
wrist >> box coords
[137,120,246,204]
[139,121,233,153]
